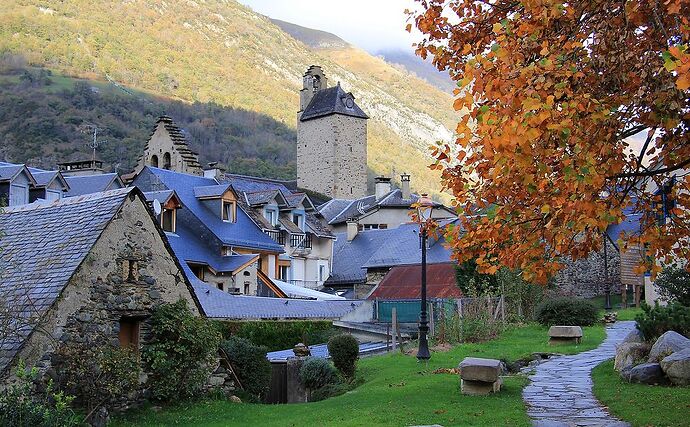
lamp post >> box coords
[416,194,434,361]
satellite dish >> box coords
[153,199,162,216]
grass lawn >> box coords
[114,324,605,427]
[592,360,690,427]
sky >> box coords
[238,0,420,53]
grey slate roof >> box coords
[244,189,285,207]
[300,84,369,122]
[328,222,455,285]
[64,173,123,197]
[143,190,178,206]
[0,188,133,373]
[193,184,232,199]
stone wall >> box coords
[297,114,367,199]
[553,239,621,299]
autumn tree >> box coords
[410,0,690,283]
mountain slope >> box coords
[0,0,457,198]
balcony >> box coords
[290,233,312,251]
[265,229,286,245]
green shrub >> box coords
[299,357,338,390]
[221,336,271,400]
[215,321,337,351]
[497,269,546,321]
[635,302,690,341]
[309,382,351,402]
[327,335,359,379]
[654,266,690,306]
[142,300,221,402]
[57,344,140,414]
[0,361,81,427]
[535,297,599,326]
[455,259,499,297]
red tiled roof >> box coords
[368,263,462,300]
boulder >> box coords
[459,357,501,383]
[660,347,690,386]
[614,342,650,372]
[624,362,668,385]
[548,326,583,344]
[622,329,644,344]
[648,331,690,362]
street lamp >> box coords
[415,193,434,361]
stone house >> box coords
[297,65,368,199]
[0,187,203,381]
[319,175,456,233]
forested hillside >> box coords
[0,63,295,178]
[0,0,458,198]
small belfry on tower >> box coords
[136,115,203,175]
[296,65,369,199]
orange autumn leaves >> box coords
[410,0,690,283]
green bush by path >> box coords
[327,335,359,380]
[593,360,690,427]
[299,357,338,390]
[221,336,271,401]
[654,265,690,306]
[535,297,599,326]
[113,323,606,427]
[635,302,690,341]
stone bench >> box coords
[458,357,502,395]
[548,326,583,345]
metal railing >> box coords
[290,233,312,250]
[265,229,286,245]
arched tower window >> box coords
[150,155,159,168]
[163,152,171,170]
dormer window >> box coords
[222,200,236,222]
[161,208,176,233]
[264,207,278,226]
[292,212,305,231]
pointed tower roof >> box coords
[299,83,368,122]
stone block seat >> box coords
[548,326,583,345]
[458,357,502,395]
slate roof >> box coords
[0,188,133,373]
[266,341,389,362]
[133,167,283,252]
[319,190,450,225]
[0,164,36,185]
[27,168,68,190]
[300,84,369,122]
[166,224,257,273]
[191,280,363,320]
[64,173,123,197]
[193,184,232,199]
[328,223,455,285]
[272,279,346,301]
[245,189,285,207]
[142,190,178,206]
[369,264,462,300]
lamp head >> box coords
[417,193,434,221]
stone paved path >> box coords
[522,321,636,427]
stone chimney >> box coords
[203,162,225,181]
[375,176,392,200]
[346,218,359,241]
[401,173,411,200]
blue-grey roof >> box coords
[266,341,389,362]
[0,188,133,372]
[193,183,232,199]
[166,224,257,273]
[0,164,36,186]
[133,167,283,252]
[142,190,177,206]
[222,174,295,200]
[300,84,369,122]
[190,279,363,320]
[328,223,454,285]
[26,169,63,189]
[245,189,284,206]
[64,173,123,197]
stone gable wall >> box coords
[138,124,202,175]
[553,239,621,299]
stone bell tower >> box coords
[296,65,368,199]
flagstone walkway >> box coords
[522,321,636,427]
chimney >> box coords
[346,218,359,241]
[401,173,411,199]
[203,162,225,180]
[375,176,392,200]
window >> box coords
[119,317,141,351]
[279,265,290,281]
[221,246,232,256]
[319,265,326,282]
[123,260,139,282]
[655,180,676,225]
[292,212,305,231]
[222,201,236,222]
[244,282,250,295]
[217,282,224,291]
[161,208,176,233]
[150,155,159,167]
[264,208,278,226]
[190,264,205,281]
[163,152,171,170]
[9,184,28,206]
